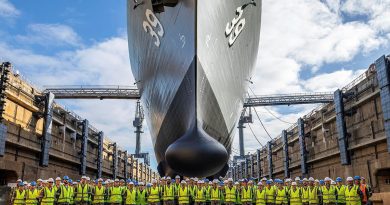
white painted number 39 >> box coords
[225,6,246,47]
[143,9,164,47]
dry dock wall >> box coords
[229,55,390,193]
[0,63,158,184]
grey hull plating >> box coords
[127,0,261,177]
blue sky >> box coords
[0,0,390,171]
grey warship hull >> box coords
[127,0,261,177]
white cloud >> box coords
[16,24,82,47]
[0,0,20,18]
[238,0,389,155]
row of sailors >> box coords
[10,175,371,205]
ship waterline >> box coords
[127,0,261,177]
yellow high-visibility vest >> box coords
[308,186,319,204]
[75,184,89,202]
[148,187,160,203]
[322,186,336,203]
[93,186,105,204]
[265,186,275,203]
[241,187,253,202]
[195,187,205,202]
[178,187,190,204]
[125,188,137,205]
[26,189,39,205]
[163,185,174,201]
[275,188,288,205]
[336,185,346,204]
[302,187,309,203]
[225,186,236,203]
[13,190,25,205]
[211,188,220,201]
[255,189,266,205]
[58,185,72,204]
[345,185,361,205]
[41,187,56,205]
[109,187,122,204]
[289,188,301,205]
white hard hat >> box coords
[261,177,267,181]
[258,182,263,186]
[295,177,300,181]
[315,179,320,183]
[347,177,353,181]
[223,180,228,184]
[292,182,297,186]
[166,176,171,180]
[56,177,61,181]
[269,179,273,182]
[194,177,198,181]
[37,179,42,182]
[47,178,54,183]
[209,182,212,185]
[17,179,22,182]
[129,182,134,185]
[324,177,331,182]
[309,177,315,182]
[152,179,157,183]
[114,179,119,182]
[139,182,144,186]
[81,176,87,179]
[234,182,239,185]
[73,182,78,185]
[228,178,233,182]
[175,175,180,179]
[86,177,90,181]
[331,180,336,185]
[181,180,186,184]
[98,178,103,182]
[161,177,166,180]
[23,181,28,185]
[302,178,308,182]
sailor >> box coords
[345,177,362,205]
[178,180,190,205]
[57,176,72,205]
[39,178,57,205]
[91,178,105,205]
[289,182,301,205]
[255,182,266,205]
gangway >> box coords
[43,85,140,100]
[244,92,334,107]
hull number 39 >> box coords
[143,9,164,47]
[225,3,254,47]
